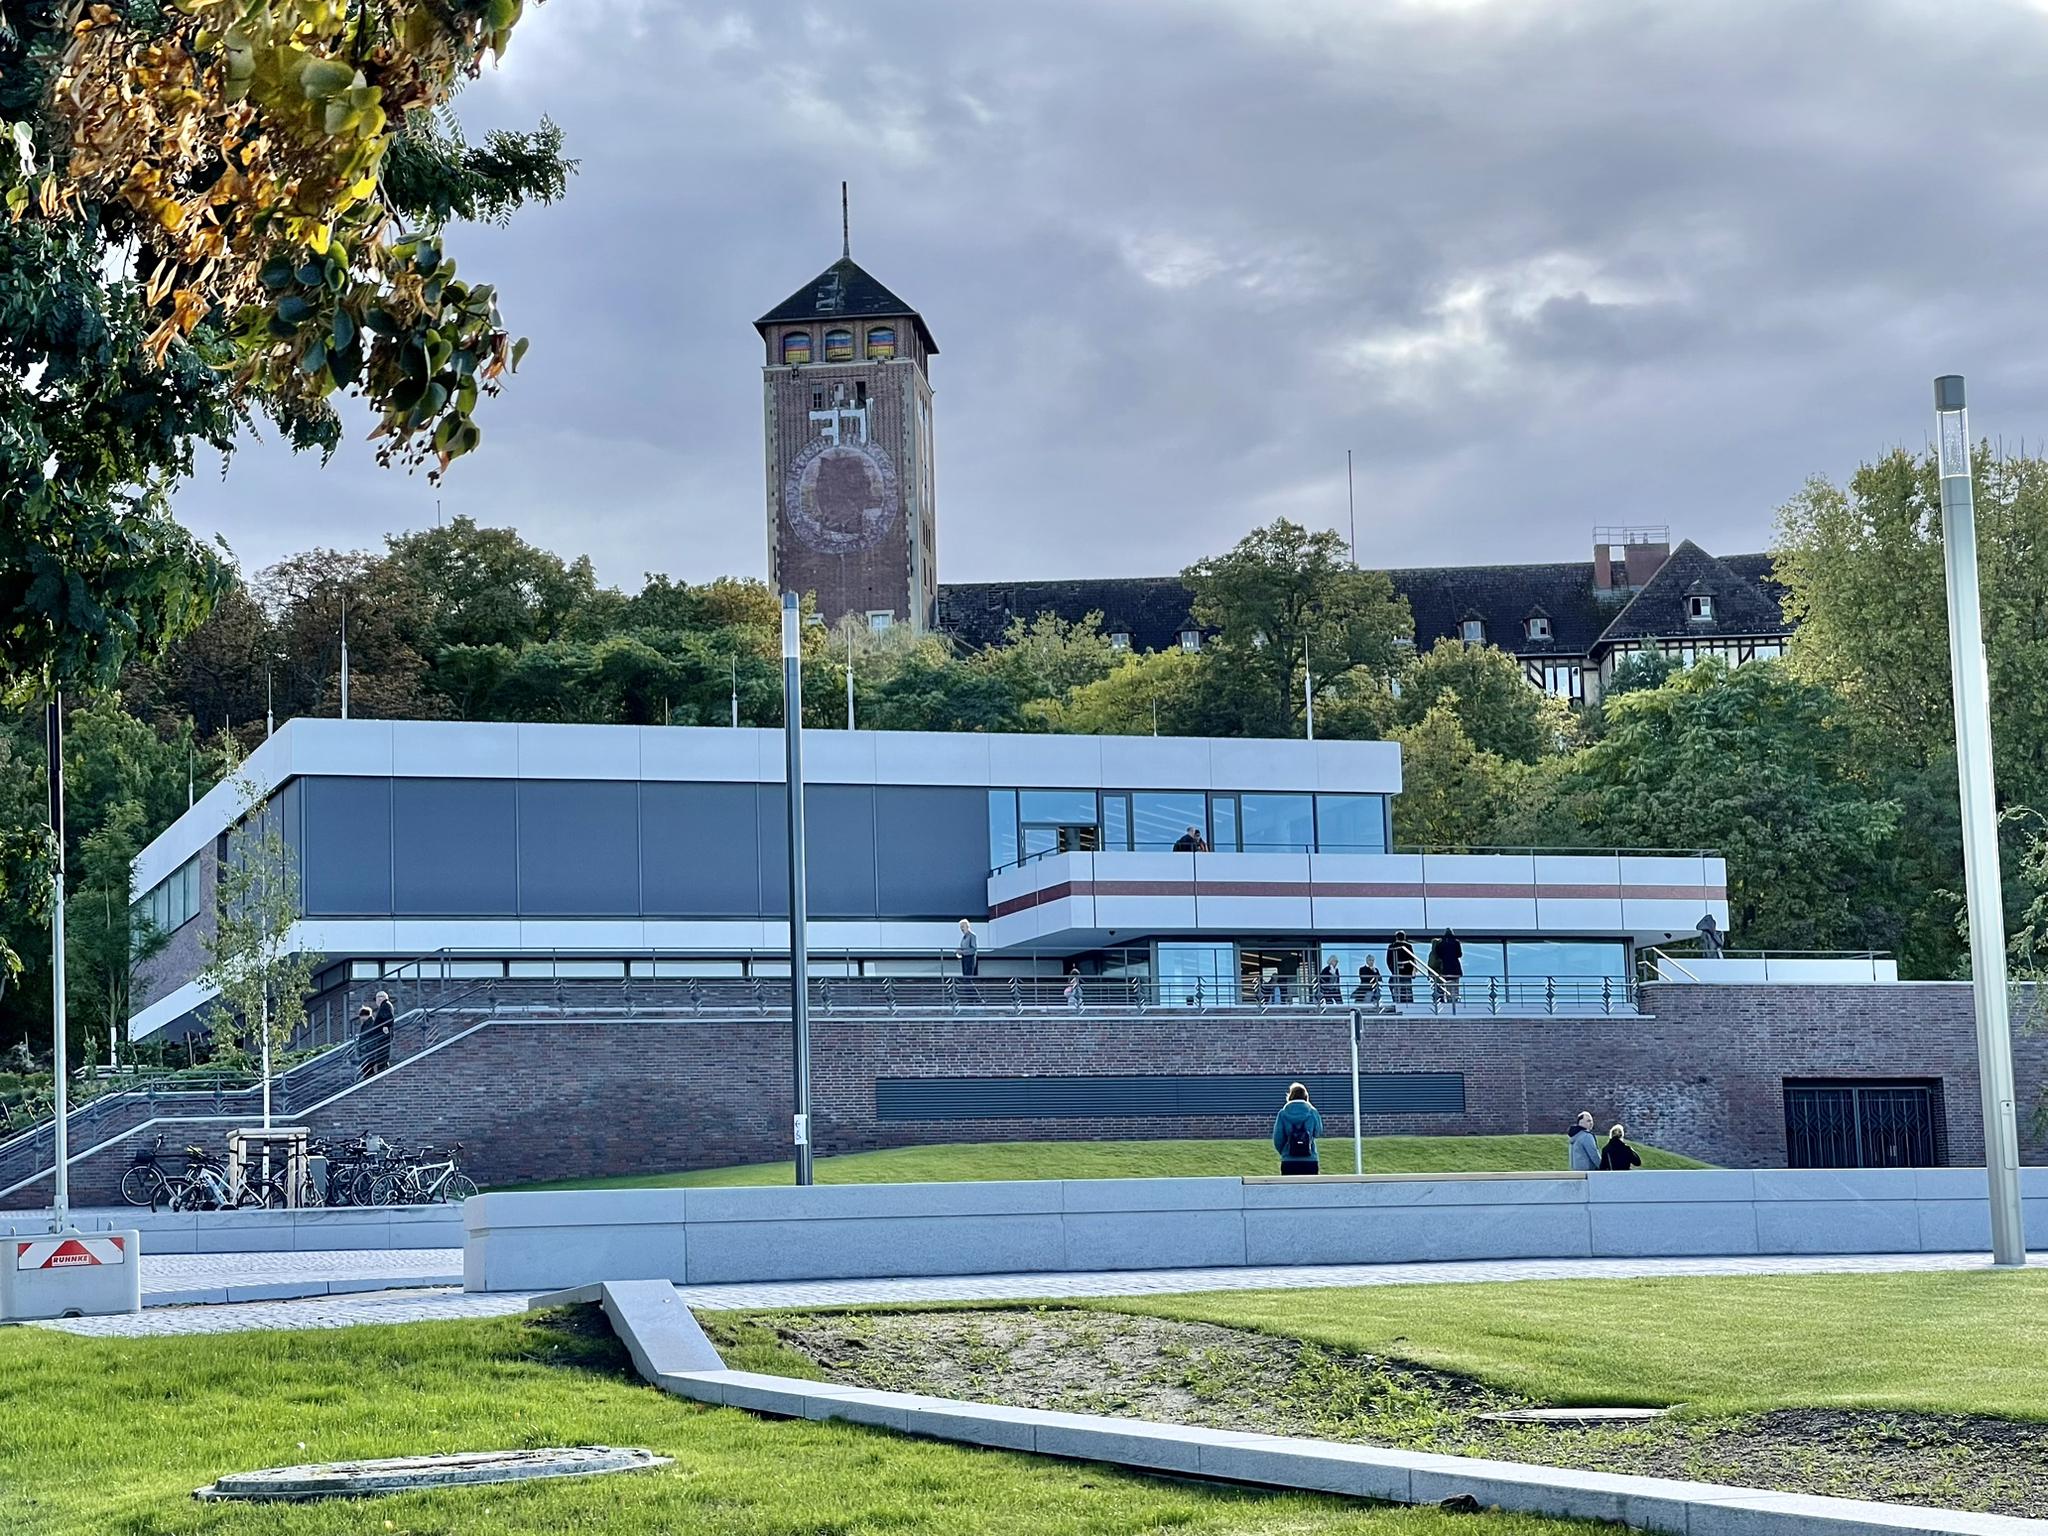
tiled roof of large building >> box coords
[936,578,1197,654]
[1599,542,1791,643]
[755,257,937,353]
[933,545,1790,656]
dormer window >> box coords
[1525,615,1552,642]
[1109,631,1132,654]
[823,328,854,362]
[1687,595,1715,623]
[1179,629,1202,653]
[866,325,896,361]
[782,332,812,365]
[1459,618,1485,645]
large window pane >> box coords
[1018,789,1097,825]
[988,789,1018,870]
[1132,791,1207,851]
[1156,942,1234,1006]
[1210,795,1239,851]
[1240,793,1313,852]
[1315,794,1386,854]
[1507,940,1628,979]
[1101,794,1131,851]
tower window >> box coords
[1688,595,1715,622]
[1525,615,1551,641]
[812,391,824,410]
[1459,618,1485,644]
[855,381,867,406]
[824,329,854,362]
[866,325,897,361]
[782,332,812,365]
[866,610,894,632]
[1109,631,1132,653]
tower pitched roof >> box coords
[755,257,937,353]
[1593,541,1790,644]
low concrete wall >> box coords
[2,1203,461,1254]
[463,1167,2048,1292]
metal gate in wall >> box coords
[1783,1079,1944,1168]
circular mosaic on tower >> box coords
[783,436,900,555]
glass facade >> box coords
[134,854,202,938]
[988,787,1389,866]
[1156,942,1234,1005]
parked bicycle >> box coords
[371,1142,478,1205]
[120,1133,173,1208]
[162,1145,265,1211]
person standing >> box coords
[1318,957,1342,1004]
[1172,826,1200,852]
[1601,1123,1643,1171]
[1434,928,1464,1006]
[1387,932,1416,1005]
[1353,957,1386,1012]
[1063,965,1085,1012]
[1567,1110,1601,1171]
[1696,912,1727,958]
[956,918,979,978]
[1272,1082,1323,1176]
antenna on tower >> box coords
[841,181,850,259]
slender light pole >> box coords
[845,625,856,731]
[1932,374,2026,1266]
[781,593,815,1186]
[1348,1007,1364,1175]
[338,601,351,720]
[45,696,70,1231]
[1303,632,1316,742]
[1346,449,1357,568]
[730,656,740,729]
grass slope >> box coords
[0,1309,1599,1536]
[1113,1269,2048,1419]
[507,1134,1705,1190]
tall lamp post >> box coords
[781,593,815,1186]
[1932,374,2026,1266]
[45,695,71,1232]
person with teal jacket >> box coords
[1271,1082,1323,1175]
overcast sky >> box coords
[173,0,2048,591]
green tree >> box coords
[384,516,601,655]
[864,653,1025,734]
[1389,705,1524,849]
[200,786,318,1125]
[1029,650,1208,736]
[1529,661,1902,951]
[975,613,1117,703]
[1394,641,1573,763]
[1182,520,1409,737]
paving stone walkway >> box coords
[141,1247,462,1305]
[30,1247,2040,1339]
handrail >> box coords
[989,843,1721,877]
[1641,946,1703,984]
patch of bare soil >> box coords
[720,1309,2048,1518]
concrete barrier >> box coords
[463,1167,2048,1292]
[2,1203,462,1255]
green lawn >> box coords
[1111,1269,2048,1419]
[503,1134,1706,1190]
[0,1309,1602,1536]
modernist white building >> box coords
[128,719,1729,1041]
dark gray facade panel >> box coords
[642,782,765,916]
[875,786,988,918]
[517,781,641,915]
[755,784,879,919]
[875,1072,1466,1120]
[392,778,517,915]
[299,777,393,916]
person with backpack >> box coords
[1272,1082,1323,1175]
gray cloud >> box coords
[174,0,2048,588]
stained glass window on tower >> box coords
[824,329,854,361]
[782,332,812,365]
[866,326,897,360]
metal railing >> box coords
[1639,947,1897,984]
[991,843,1719,877]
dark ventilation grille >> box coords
[875,1072,1465,1122]
[1783,1079,1944,1168]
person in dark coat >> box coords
[1317,958,1342,1004]
[1272,1082,1323,1176]
[1387,932,1416,1005]
[359,993,395,1078]
[1353,958,1389,1012]
[1600,1124,1643,1171]
[1430,928,1464,1005]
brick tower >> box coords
[755,208,936,630]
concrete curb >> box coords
[535,1279,2048,1536]
[145,1273,461,1308]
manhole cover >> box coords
[196,1446,671,1502]
[1476,1407,1670,1425]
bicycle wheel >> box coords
[349,1168,378,1206]
[295,1175,323,1209]
[442,1174,479,1203]
[119,1165,161,1207]
[369,1173,403,1206]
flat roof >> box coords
[132,720,1403,894]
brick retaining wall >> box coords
[15,983,2047,1201]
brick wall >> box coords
[22,983,2047,1202]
